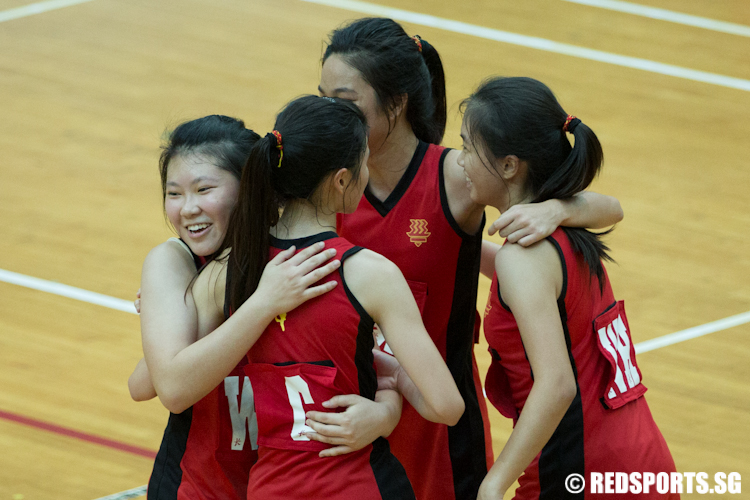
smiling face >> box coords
[164,154,240,256]
[457,118,508,209]
[319,54,391,154]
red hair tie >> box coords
[563,115,580,133]
[412,35,423,53]
[271,130,283,168]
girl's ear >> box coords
[496,154,522,180]
[391,93,408,120]
[331,167,351,195]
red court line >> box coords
[0,408,156,459]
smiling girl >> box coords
[129,115,344,500]
[317,17,625,500]
[458,77,677,500]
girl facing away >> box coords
[458,77,677,500]
[128,115,367,499]
[318,16,624,500]
[189,95,465,500]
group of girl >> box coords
[128,16,678,500]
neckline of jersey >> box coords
[269,231,338,250]
[364,140,429,217]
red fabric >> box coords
[245,235,412,500]
[177,359,258,500]
[483,228,677,499]
[338,143,492,500]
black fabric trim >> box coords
[546,235,569,305]
[269,231,338,250]
[438,148,486,241]
[369,437,416,500]
[537,235,585,499]
[147,408,193,500]
[339,246,378,401]
[445,219,489,500]
[497,279,512,313]
[272,360,335,368]
[364,140,429,217]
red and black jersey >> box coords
[337,142,493,500]
[483,228,677,499]
[244,232,414,500]
[147,239,258,500]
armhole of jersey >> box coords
[438,148,486,240]
[546,234,569,306]
[168,237,192,257]
[339,247,375,327]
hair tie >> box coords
[412,35,423,53]
[271,130,283,168]
[563,115,581,133]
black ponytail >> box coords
[462,77,613,287]
[223,96,368,312]
[324,17,447,144]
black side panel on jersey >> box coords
[339,246,377,400]
[538,235,584,499]
[369,437,417,500]
[148,409,193,500]
[438,148,489,499]
[364,141,428,216]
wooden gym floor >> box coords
[0,0,748,498]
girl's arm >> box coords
[343,250,465,426]
[477,242,577,499]
[488,192,623,247]
[128,358,156,401]
[141,242,341,414]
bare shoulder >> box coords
[143,240,195,273]
[342,249,401,287]
[495,239,563,301]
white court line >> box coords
[0,268,136,314]
[300,0,750,92]
[91,485,146,500]
[563,0,750,38]
[2,266,749,352]
[0,0,96,23]
[635,310,750,354]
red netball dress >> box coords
[337,141,493,500]
[483,228,678,499]
[244,232,415,500]
[147,239,258,500]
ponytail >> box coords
[413,37,446,144]
[221,95,368,313]
[324,17,446,145]
[225,134,280,312]
[462,77,613,289]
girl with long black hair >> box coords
[316,17,624,500]
[459,77,677,500]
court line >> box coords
[0,0,97,23]
[0,408,156,459]
[562,0,750,38]
[300,0,750,92]
[3,266,749,353]
[0,268,136,314]
[634,310,750,354]
[91,485,147,500]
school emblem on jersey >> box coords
[275,313,287,331]
[484,301,492,319]
[407,219,431,247]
